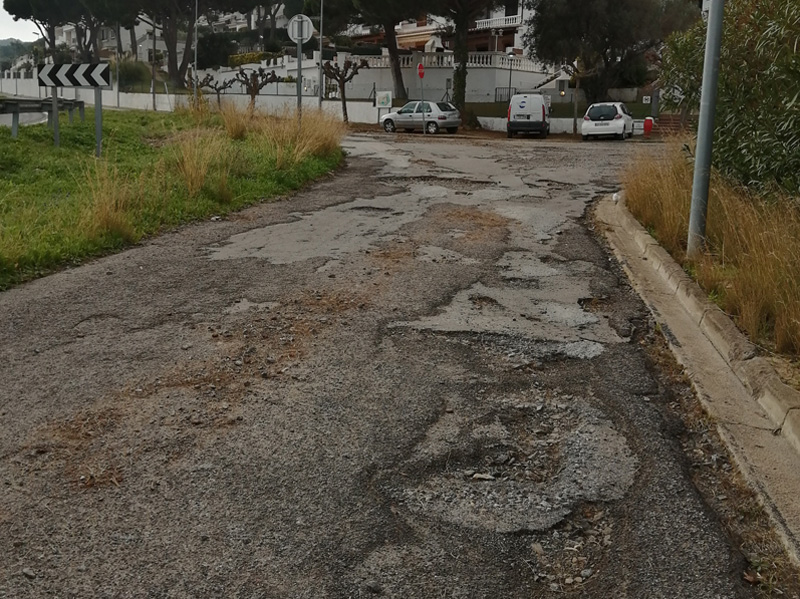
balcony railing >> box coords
[474,14,523,30]
[362,51,547,74]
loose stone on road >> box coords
[0,133,772,597]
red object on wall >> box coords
[418,64,425,79]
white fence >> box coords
[0,72,381,123]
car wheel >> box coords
[618,128,626,141]
[446,127,458,134]
[507,130,514,139]
[426,121,439,135]
[383,119,396,133]
[540,128,548,139]
[582,134,589,141]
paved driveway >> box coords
[0,134,756,597]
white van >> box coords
[507,93,550,139]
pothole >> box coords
[385,392,637,535]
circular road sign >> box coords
[288,14,314,44]
[418,63,425,79]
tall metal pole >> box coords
[194,0,199,104]
[318,0,324,109]
[152,22,157,111]
[52,87,59,147]
[115,47,120,108]
[687,0,726,259]
[507,51,513,98]
[297,37,303,118]
[95,87,103,157]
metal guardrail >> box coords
[0,98,85,138]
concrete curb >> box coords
[600,194,800,457]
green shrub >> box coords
[661,0,800,193]
[229,52,267,68]
[117,60,152,91]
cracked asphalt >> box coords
[0,133,760,597]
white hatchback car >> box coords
[581,102,635,140]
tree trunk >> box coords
[76,24,88,62]
[256,7,267,51]
[161,12,180,86]
[452,10,469,111]
[129,27,138,60]
[383,20,406,100]
[269,10,280,42]
[177,12,195,86]
[89,23,100,62]
[340,82,349,123]
[116,24,124,56]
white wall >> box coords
[478,116,646,135]
[0,73,381,123]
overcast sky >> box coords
[0,8,37,42]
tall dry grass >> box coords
[176,94,211,124]
[623,138,800,354]
[219,101,251,141]
[214,103,347,166]
[174,129,229,197]
[82,158,140,242]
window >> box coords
[505,0,519,16]
[587,105,618,121]
[399,102,417,114]
[415,102,432,113]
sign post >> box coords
[418,63,426,135]
[288,14,314,119]
[38,63,111,156]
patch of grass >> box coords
[624,137,800,354]
[219,101,250,140]
[0,107,344,290]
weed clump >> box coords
[624,138,800,354]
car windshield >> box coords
[437,102,456,112]
[587,105,618,121]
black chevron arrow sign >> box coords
[37,63,111,88]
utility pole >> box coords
[194,0,199,104]
[152,22,157,111]
[318,0,324,109]
[687,0,726,259]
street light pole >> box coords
[193,0,199,104]
[507,50,514,100]
[687,0,726,259]
[318,0,324,109]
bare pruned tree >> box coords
[233,67,279,110]
[321,58,369,123]
[196,73,235,107]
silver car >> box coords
[381,101,461,134]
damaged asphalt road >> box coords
[0,134,758,597]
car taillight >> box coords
[542,105,546,121]
[438,115,446,120]
[614,114,622,119]
[583,116,590,121]
[507,105,511,121]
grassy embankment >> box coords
[623,139,800,355]
[0,103,346,290]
